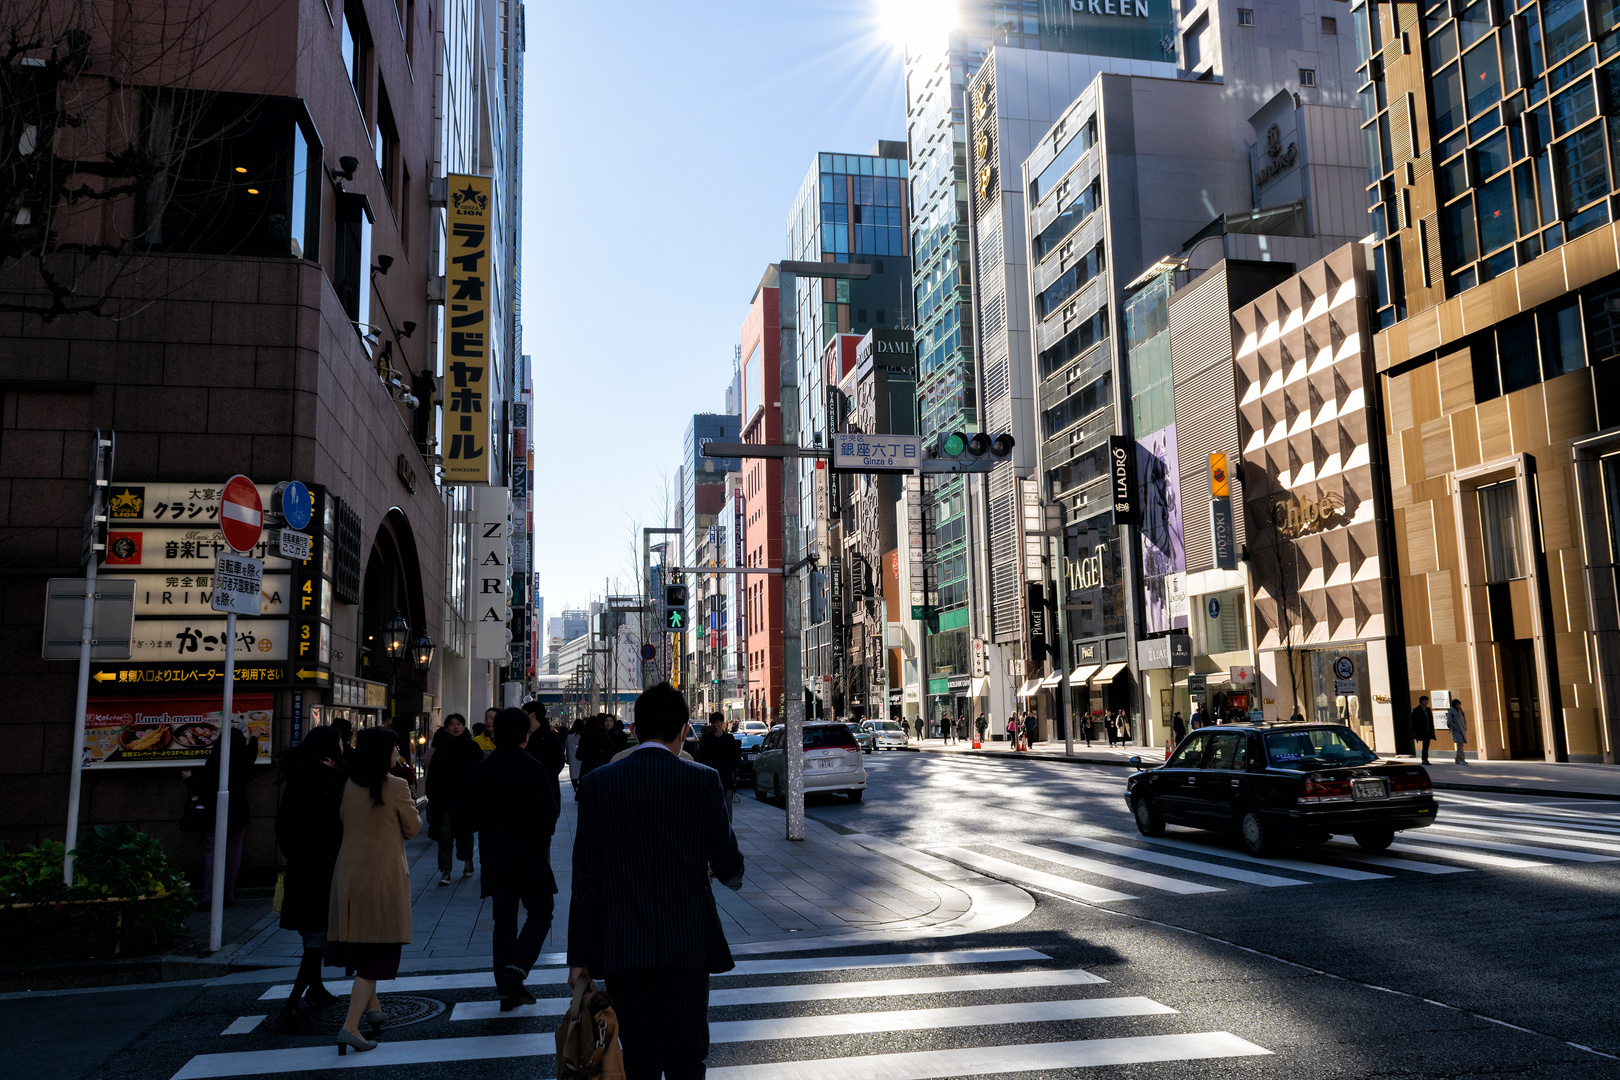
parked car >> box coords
[753,721,867,803]
[859,719,910,750]
[850,723,875,753]
[736,725,766,783]
[1124,723,1436,857]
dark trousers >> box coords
[1417,738,1431,764]
[436,809,475,873]
[608,966,710,1080]
[491,885,554,977]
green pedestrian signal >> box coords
[666,608,685,630]
[664,583,688,632]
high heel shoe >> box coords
[336,1028,377,1055]
[364,1009,385,1032]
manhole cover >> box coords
[263,994,446,1035]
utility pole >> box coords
[64,430,115,884]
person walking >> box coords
[696,713,742,822]
[272,724,345,1023]
[326,726,420,1055]
[183,724,257,905]
[913,716,924,742]
[1411,695,1435,764]
[1447,698,1468,764]
[565,717,585,794]
[1023,711,1037,750]
[473,708,560,1011]
[522,700,567,826]
[941,713,953,744]
[1171,710,1187,749]
[568,683,744,1080]
[472,720,496,755]
[578,714,628,777]
[975,713,988,743]
[1288,705,1306,724]
[1005,715,1019,748]
[425,713,481,885]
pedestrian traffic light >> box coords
[665,584,687,631]
[927,430,1016,473]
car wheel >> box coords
[1133,795,1166,838]
[1240,810,1275,857]
[847,789,864,803]
[1353,828,1395,852]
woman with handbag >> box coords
[273,724,346,1023]
[326,726,421,1054]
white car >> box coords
[860,719,910,750]
[739,720,769,736]
[753,721,868,803]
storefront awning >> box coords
[1088,661,1127,685]
[1016,679,1041,697]
[1175,673,1231,688]
[970,676,991,697]
[1069,664,1100,685]
[1038,671,1063,688]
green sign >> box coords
[911,604,932,619]
[928,677,951,695]
[666,609,685,630]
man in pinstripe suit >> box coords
[568,682,744,1079]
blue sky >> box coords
[522,0,908,616]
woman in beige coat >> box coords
[326,726,420,1054]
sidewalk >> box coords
[907,737,1620,799]
[227,776,1031,974]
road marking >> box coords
[221,1016,264,1035]
[706,1032,1273,1079]
[930,847,1138,903]
[451,968,1108,1021]
[1437,817,1620,849]
[1443,810,1620,835]
[849,835,991,882]
[1415,830,1617,862]
[1143,836,1391,880]
[1000,840,1223,894]
[256,948,1052,1000]
[706,996,1175,1042]
[1389,842,1546,868]
[172,1034,550,1077]
[1052,836,1309,887]
[1319,847,1472,874]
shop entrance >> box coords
[1288,647,1374,747]
[1498,639,1545,759]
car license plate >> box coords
[809,758,838,769]
[1352,778,1389,801]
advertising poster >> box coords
[1137,423,1187,633]
[83,694,274,768]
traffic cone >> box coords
[972,736,981,749]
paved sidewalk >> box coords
[229,776,1030,971]
[907,737,1620,798]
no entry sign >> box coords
[218,475,263,554]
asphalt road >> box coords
[13,751,1620,1080]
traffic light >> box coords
[665,584,688,631]
[928,430,1015,473]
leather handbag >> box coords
[555,979,624,1080]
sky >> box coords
[521,1,910,617]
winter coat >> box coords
[696,730,742,790]
[187,729,258,832]
[525,722,568,816]
[424,733,482,819]
[328,775,421,943]
[1446,703,1467,742]
[578,726,628,775]
[472,747,559,898]
[566,732,583,780]
[1411,704,1436,742]
[274,760,344,934]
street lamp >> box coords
[412,628,436,672]
[382,609,410,660]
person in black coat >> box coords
[426,714,483,885]
[273,724,345,1022]
[576,714,627,777]
[183,725,257,904]
[473,708,560,1010]
[696,713,742,820]
[522,700,567,829]
[568,683,743,1080]
[1411,695,1435,764]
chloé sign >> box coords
[1273,491,1344,537]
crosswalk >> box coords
[178,948,1272,1079]
[909,799,1620,905]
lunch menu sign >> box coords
[82,693,273,768]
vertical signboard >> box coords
[1210,452,1238,570]
[444,174,493,484]
[1108,435,1136,526]
[472,486,511,659]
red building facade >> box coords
[740,270,784,722]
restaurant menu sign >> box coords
[82,694,273,768]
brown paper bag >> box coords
[555,978,625,1080]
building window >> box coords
[1479,481,1525,583]
[1237,8,1253,25]
[375,86,399,203]
[342,3,370,116]
[1299,68,1317,87]
[335,190,374,330]
[1321,15,1337,33]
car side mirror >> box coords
[1129,755,1142,768]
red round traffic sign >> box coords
[218,475,263,553]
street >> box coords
[12,750,1620,1080]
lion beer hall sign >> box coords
[443,173,494,484]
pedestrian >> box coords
[913,716,923,741]
[975,713,988,743]
[578,714,628,777]
[326,726,421,1055]
[472,707,560,1011]
[1447,697,1468,764]
[1288,705,1306,724]
[272,724,345,1023]
[568,683,744,1080]
[565,717,585,793]
[522,700,567,827]
[331,716,354,752]
[1023,711,1037,749]
[1115,709,1130,747]
[472,720,496,754]
[696,712,742,822]
[1005,715,1019,748]
[182,724,257,905]
[941,712,953,744]
[1171,710,1187,748]
[425,712,481,886]
[1410,695,1434,764]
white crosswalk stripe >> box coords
[1389,842,1547,868]
[1050,836,1311,887]
[998,840,1224,894]
[184,951,1271,1080]
[1413,829,1618,862]
[930,846,1139,903]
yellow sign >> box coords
[1210,453,1229,498]
[443,173,493,484]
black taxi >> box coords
[1124,722,1437,857]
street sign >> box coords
[1230,665,1254,684]
[43,578,135,661]
[277,529,312,561]
[832,434,923,473]
[641,643,656,661]
[210,554,265,616]
[218,475,263,553]
[274,480,314,532]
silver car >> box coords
[860,719,910,750]
[753,721,868,803]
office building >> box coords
[741,267,790,723]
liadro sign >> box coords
[444,174,494,485]
[1108,435,1136,526]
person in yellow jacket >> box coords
[473,708,497,754]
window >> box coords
[375,86,399,203]
[1497,312,1540,393]
[1206,732,1245,770]
[1030,115,1097,203]
[1167,732,1208,768]
[1036,242,1106,318]
[1321,15,1337,33]
[1539,294,1586,378]
[335,190,374,330]
[1479,481,1525,582]
[1300,68,1317,87]
[341,4,370,115]
[1033,179,1102,260]
[1237,7,1253,25]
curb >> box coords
[902,744,1620,801]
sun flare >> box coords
[875,0,960,47]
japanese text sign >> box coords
[443,173,494,484]
[211,553,264,616]
[832,434,922,473]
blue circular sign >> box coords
[1207,598,1221,620]
[280,480,313,531]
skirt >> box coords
[324,940,403,981]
